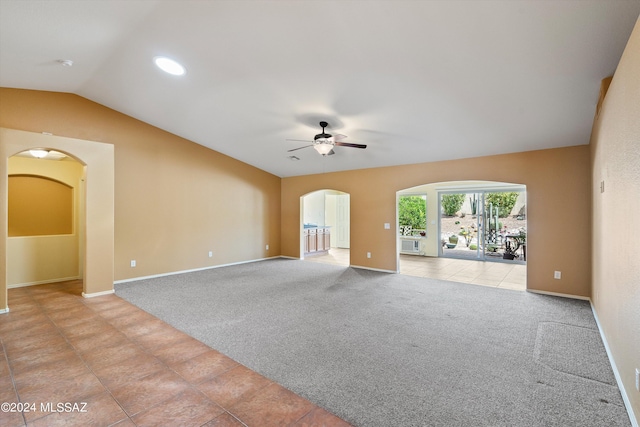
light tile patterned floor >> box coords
[304,248,526,291]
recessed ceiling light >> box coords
[154,56,186,76]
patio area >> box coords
[304,248,526,291]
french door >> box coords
[439,188,526,263]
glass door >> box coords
[481,190,527,263]
[439,188,526,264]
[440,191,482,260]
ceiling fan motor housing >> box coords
[315,121,332,141]
[314,132,332,141]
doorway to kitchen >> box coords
[300,189,350,267]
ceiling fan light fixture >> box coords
[154,56,186,76]
[313,142,334,156]
[286,121,365,157]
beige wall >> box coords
[9,175,73,236]
[591,18,640,420]
[282,145,592,296]
[0,89,281,307]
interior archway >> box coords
[1,128,114,312]
[8,151,85,288]
[300,189,350,267]
[397,180,527,291]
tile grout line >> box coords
[1,338,28,427]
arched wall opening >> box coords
[8,152,85,288]
[397,180,527,290]
[1,128,114,312]
[300,189,350,266]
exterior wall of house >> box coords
[0,89,281,295]
[590,18,640,421]
[282,145,592,297]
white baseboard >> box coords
[590,302,638,427]
[8,276,82,289]
[114,256,282,285]
[526,289,590,301]
[350,264,396,274]
[279,256,397,274]
[114,256,398,285]
[0,307,9,314]
[82,289,115,298]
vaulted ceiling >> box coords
[1,1,638,177]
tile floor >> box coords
[0,280,352,427]
[304,248,526,291]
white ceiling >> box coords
[1,1,638,178]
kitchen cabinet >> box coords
[304,226,330,255]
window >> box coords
[398,195,427,236]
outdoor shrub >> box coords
[398,196,426,230]
[442,194,465,216]
[470,244,478,250]
[485,192,519,218]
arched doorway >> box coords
[300,189,350,267]
[8,150,85,288]
[397,180,527,291]
[1,128,114,312]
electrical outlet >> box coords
[208,251,213,258]
[266,244,269,250]
[636,368,639,391]
[367,252,371,259]
[384,223,390,229]
[554,271,561,280]
[130,260,136,268]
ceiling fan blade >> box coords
[287,145,313,152]
[335,142,367,149]
[286,139,313,143]
[327,149,336,156]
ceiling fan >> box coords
[287,121,367,156]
